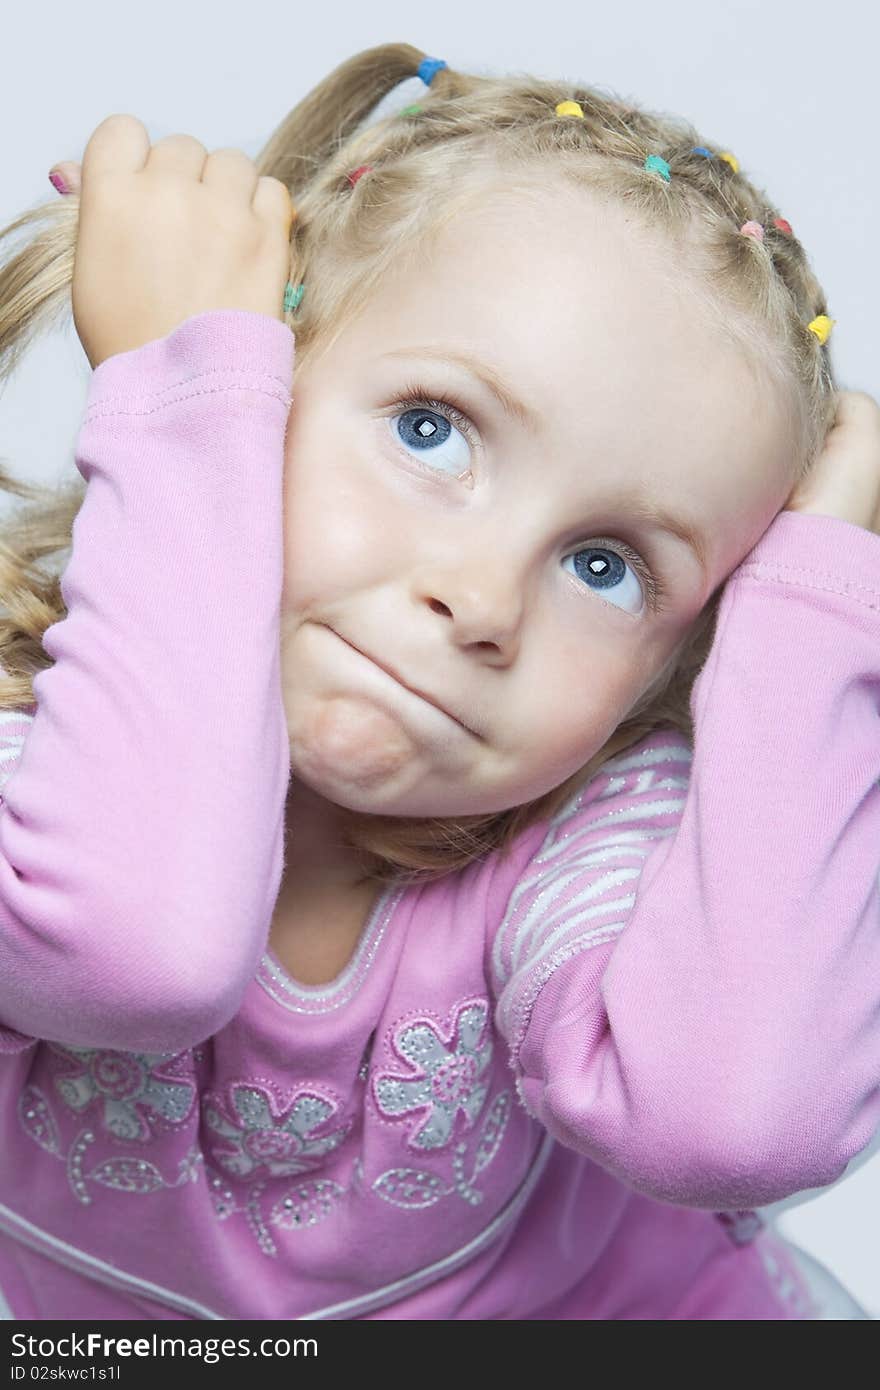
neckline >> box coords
[256,882,407,1014]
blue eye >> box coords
[562,544,647,616]
[388,393,476,478]
[384,386,664,617]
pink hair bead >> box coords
[739,220,765,241]
[347,165,373,186]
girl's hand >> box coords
[783,390,880,536]
[51,115,295,369]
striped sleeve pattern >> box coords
[0,703,37,1052]
[490,729,692,1062]
[0,706,33,795]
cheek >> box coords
[505,633,644,791]
[281,439,404,608]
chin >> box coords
[286,746,422,816]
[289,759,547,824]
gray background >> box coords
[1,0,877,1316]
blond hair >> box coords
[0,42,837,886]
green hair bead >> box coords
[644,154,671,182]
[283,282,304,313]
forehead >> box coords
[343,183,772,444]
[348,183,762,425]
[326,183,796,574]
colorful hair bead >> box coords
[644,154,671,182]
[739,220,764,242]
[692,146,714,158]
[400,104,423,116]
[417,57,447,85]
[807,314,834,344]
[772,217,794,235]
[347,165,373,187]
[718,151,740,172]
[283,282,304,313]
[555,100,585,118]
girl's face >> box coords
[279,185,796,818]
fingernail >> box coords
[48,171,69,195]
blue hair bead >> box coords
[644,154,671,182]
[417,57,447,85]
[692,146,714,158]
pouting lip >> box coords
[321,625,479,737]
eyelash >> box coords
[386,381,670,617]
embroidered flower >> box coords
[373,998,493,1150]
[204,1083,351,1181]
[50,1045,196,1143]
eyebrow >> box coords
[380,345,541,434]
[379,345,711,584]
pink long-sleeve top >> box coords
[0,311,877,1321]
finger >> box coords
[48,161,82,195]
[201,147,258,197]
[253,174,296,230]
[80,113,151,180]
[835,390,880,435]
[146,133,208,179]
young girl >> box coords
[0,41,877,1320]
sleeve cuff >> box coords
[84,310,295,413]
[742,509,880,592]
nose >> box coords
[411,562,524,663]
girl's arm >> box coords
[0,309,294,1055]
[488,503,880,1209]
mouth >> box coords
[323,626,479,738]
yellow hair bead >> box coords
[807,314,834,345]
[718,151,740,172]
[555,100,585,119]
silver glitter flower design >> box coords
[50,1045,195,1143]
[204,1083,351,1181]
[373,998,493,1151]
